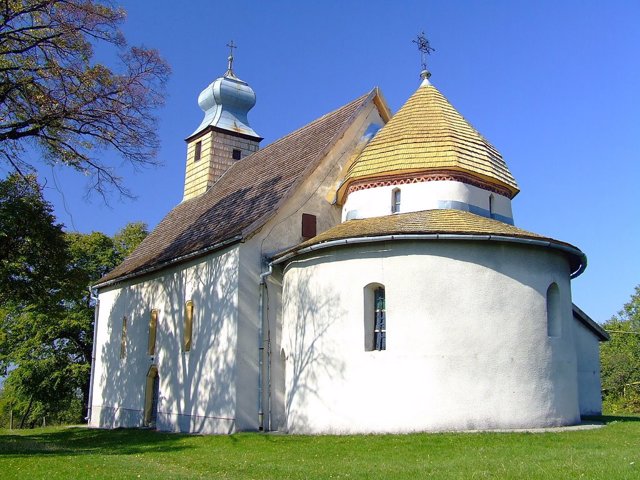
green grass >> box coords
[0,416,639,479]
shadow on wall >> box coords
[97,247,239,434]
[283,269,346,432]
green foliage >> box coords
[0,0,170,196]
[0,174,68,308]
[601,285,640,414]
[113,221,149,261]
[0,175,148,428]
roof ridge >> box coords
[240,88,379,238]
[97,89,380,286]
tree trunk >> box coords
[19,396,34,429]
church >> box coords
[87,49,608,434]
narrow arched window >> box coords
[546,283,561,337]
[148,309,158,356]
[374,287,386,350]
[391,188,401,214]
[489,194,494,218]
[144,365,159,427]
[364,284,386,351]
[120,315,127,359]
[184,300,194,351]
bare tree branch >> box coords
[0,0,170,198]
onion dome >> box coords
[189,67,261,140]
[337,78,519,202]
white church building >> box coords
[88,55,608,434]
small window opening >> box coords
[364,284,386,351]
[546,283,562,337]
[120,315,127,359]
[391,188,401,214]
[301,213,317,239]
[489,194,494,218]
[194,141,202,162]
[148,309,158,356]
[184,300,194,351]
[232,149,242,160]
[144,366,159,427]
[374,287,386,350]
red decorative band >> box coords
[346,170,514,198]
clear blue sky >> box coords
[27,1,640,323]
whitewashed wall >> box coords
[240,100,388,431]
[281,240,580,433]
[90,245,240,434]
[574,318,604,415]
[342,180,513,223]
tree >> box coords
[0,0,170,197]
[0,173,68,309]
[0,174,148,426]
[113,221,148,260]
[601,285,640,413]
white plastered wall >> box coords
[281,241,580,434]
[574,319,604,416]
[90,245,240,434]
[236,100,388,432]
[343,180,513,223]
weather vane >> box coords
[413,32,435,80]
[226,40,237,76]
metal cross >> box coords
[413,32,435,74]
[226,40,237,73]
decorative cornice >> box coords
[346,170,514,199]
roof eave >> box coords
[93,235,244,291]
[271,232,586,279]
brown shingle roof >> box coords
[338,82,519,200]
[273,209,585,276]
[97,90,377,286]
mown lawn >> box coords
[0,416,639,479]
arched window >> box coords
[364,284,386,351]
[184,300,194,351]
[120,315,127,359]
[144,365,159,427]
[546,283,562,337]
[148,309,158,356]
[391,188,401,214]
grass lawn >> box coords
[0,416,639,479]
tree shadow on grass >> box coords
[0,427,192,456]
[582,415,640,424]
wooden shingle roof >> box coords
[339,82,519,200]
[273,209,586,277]
[97,90,377,286]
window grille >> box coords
[391,188,401,214]
[374,287,386,350]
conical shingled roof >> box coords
[339,81,519,200]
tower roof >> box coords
[338,81,519,200]
[188,70,261,141]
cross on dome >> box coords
[413,31,435,81]
[226,40,237,77]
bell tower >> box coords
[183,42,262,201]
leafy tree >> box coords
[0,0,170,197]
[0,173,68,308]
[0,175,148,426]
[113,221,148,260]
[601,285,640,413]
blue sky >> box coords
[22,1,640,323]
